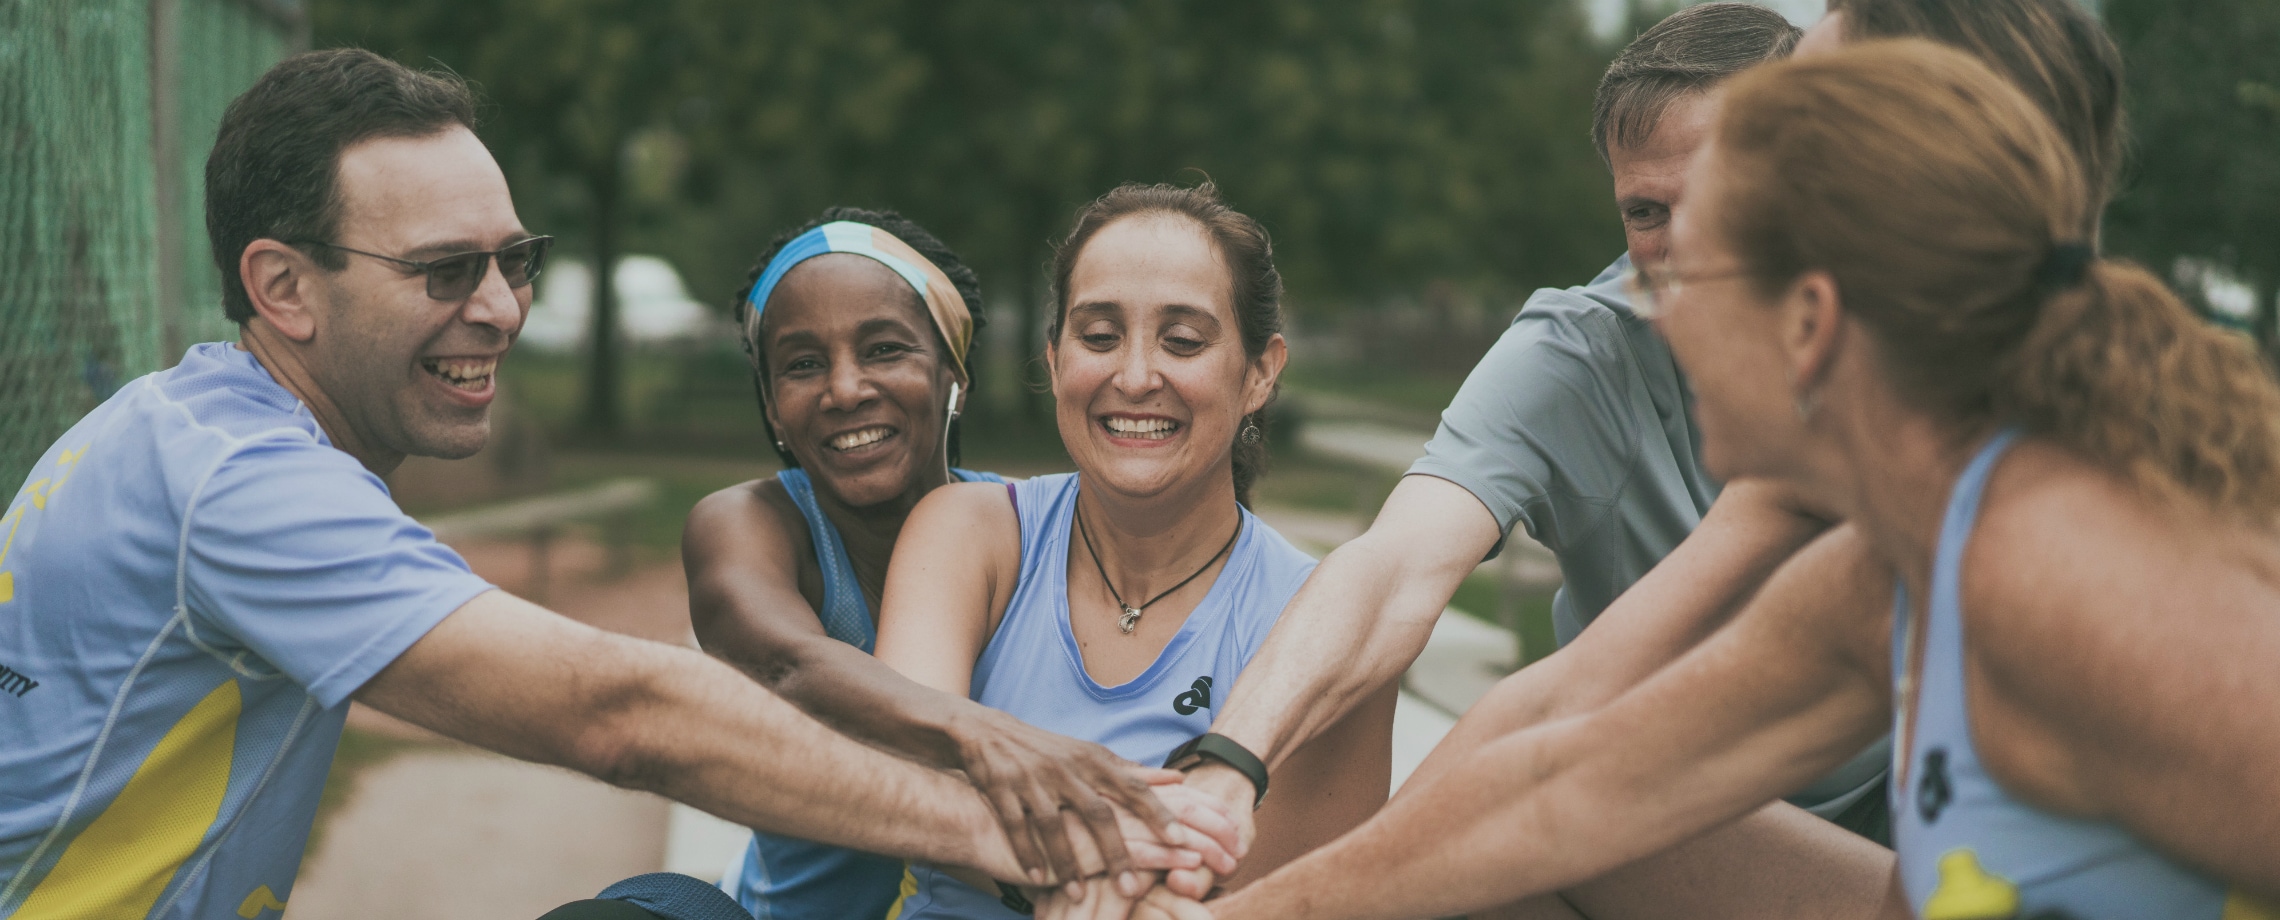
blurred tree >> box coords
[314,0,1621,428]
[2104,0,2280,359]
[315,0,858,436]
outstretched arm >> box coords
[1184,476,1830,845]
[1198,526,1895,920]
[685,482,1182,884]
[1190,475,1497,804]
[1395,478,1832,794]
[356,589,1032,879]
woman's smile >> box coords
[826,424,898,454]
[1099,413,1182,445]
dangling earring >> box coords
[1793,388,1819,423]
[773,439,790,453]
[1240,422,1263,445]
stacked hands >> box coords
[950,711,1259,919]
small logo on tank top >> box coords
[1173,676,1213,715]
[1919,747,1954,824]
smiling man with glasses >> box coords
[0,49,1234,920]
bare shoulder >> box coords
[907,478,1016,528]
[684,477,808,569]
[1961,439,2280,835]
[908,480,1021,534]
[1959,439,2270,656]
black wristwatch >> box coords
[1163,732,1269,809]
[996,881,1035,915]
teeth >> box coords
[830,427,892,451]
[423,357,496,392]
[1104,417,1177,439]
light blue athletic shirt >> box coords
[1891,430,2264,919]
[889,473,1316,920]
[0,343,493,919]
[725,466,1003,920]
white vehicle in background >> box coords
[521,255,726,353]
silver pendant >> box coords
[1118,606,1143,634]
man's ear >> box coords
[1781,270,1845,395]
[1244,334,1289,415]
[241,240,324,341]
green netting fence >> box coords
[1,0,299,493]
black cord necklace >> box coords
[1073,496,1242,635]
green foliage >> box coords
[310,0,1624,425]
[2103,0,2280,349]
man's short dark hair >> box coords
[1592,3,1801,164]
[205,48,478,324]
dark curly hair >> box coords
[733,207,986,469]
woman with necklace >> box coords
[686,208,1230,920]
[872,183,1397,918]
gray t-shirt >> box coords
[1410,255,1717,645]
[1408,254,1889,822]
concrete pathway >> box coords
[285,538,692,919]
[288,750,667,919]
[1298,421,1433,474]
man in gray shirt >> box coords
[1409,256,1719,649]
[1168,6,1897,917]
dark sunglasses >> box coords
[291,235,554,301]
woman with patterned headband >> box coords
[684,208,1233,920]
[871,183,1396,918]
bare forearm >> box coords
[1211,476,1500,768]
[1218,720,1685,920]
[1219,698,1874,920]
[712,630,971,769]
[592,638,1021,877]
[1210,535,1463,769]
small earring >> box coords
[773,439,789,453]
[1793,389,1818,423]
[1240,422,1263,445]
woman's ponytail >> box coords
[1720,43,2280,523]
[1997,261,2280,518]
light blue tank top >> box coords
[1891,430,2265,920]
[727,467,1004,920]
[888,473,1318,919]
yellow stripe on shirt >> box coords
[19,679,240,918]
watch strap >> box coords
[996,881,1035,915]
[1164,732,1269,808]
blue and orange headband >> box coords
[742,221,973,388]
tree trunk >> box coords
[580,159,624,437]
[2255,274,2279,373]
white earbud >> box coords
[945,381,962,425]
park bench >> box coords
[422,477,659,601]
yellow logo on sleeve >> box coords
[238,884,288,918]
[1923,849,2021,920]
[0,443,88,605]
